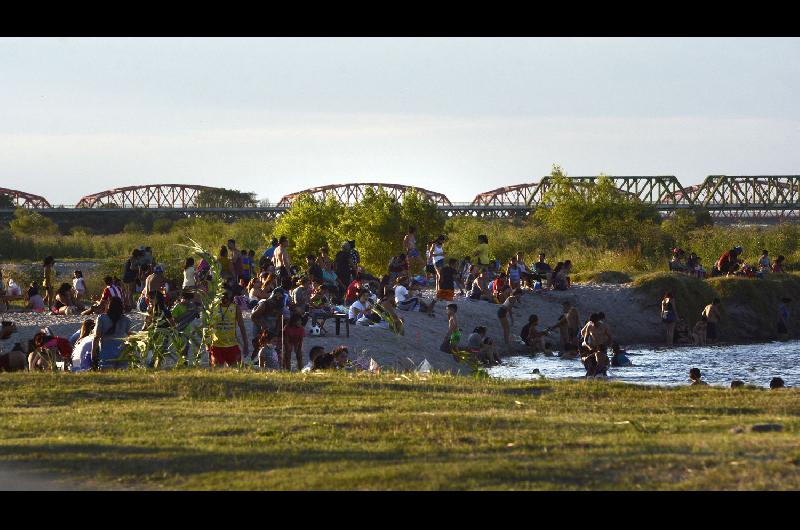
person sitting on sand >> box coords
[469,268,492,301]
[466,326,499,365]
[689,367,708,385]
[82,276,122,316]
[772,255,785,273]
[394,276,435,316]
[71,319,96,372]
[348,290,381,325]
[758,250,771,275]
[29,330,73,371]
[515,252,535,289]
[521,314,547,353]
[27,282,45,313]
[610,343,632,367]
[344,271,367,305]
[533,253,551,287]
[692,315,708,346]
[491,271,512,304]
[53,282,83,315]
[497,290,521,354]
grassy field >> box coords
[0,370,798,490]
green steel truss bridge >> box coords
[2,176,799,221]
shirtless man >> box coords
[702,298,721,343]
[143,265,175,328]
[588,312,613,349]
[273,235,291,290]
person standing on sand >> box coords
[702,298,721,343]
[273,236,292,290]
[42,256,55,308]
[442,303,461,356]
[403,226,422,274]
[474,235,490,268]
[661,292,679,347]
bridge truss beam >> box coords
[0,187,52,208]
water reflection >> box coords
[488,341,800,387]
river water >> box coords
[488,341,800,387]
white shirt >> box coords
[73,278,86,293]
[183,267,196,288]
[394,285,409,304]
[71,335,94,372]
[348,300,371,320]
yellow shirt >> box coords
[210,303,238,347]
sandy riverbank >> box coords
[2,282,672,373]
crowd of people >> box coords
[0,233,794,387]
[669,246,786,279]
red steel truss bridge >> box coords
[3,177,799,221]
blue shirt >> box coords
[263,245,278,259]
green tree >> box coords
[534,165,663,251]
[195,188,257,208]
[399,189,446,251]
[9,208,58,237]
[273,194,345,263]
[335,187,403,274]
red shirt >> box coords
[345,280,362,302]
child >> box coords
[522,314,547,353]
[27,282,45,313]
[72,270,86,301]
[302,345,326,372]
[441,303,461,356]
[282,313,305,371]
[257,330,280,369]
[332,346,350,370]
[692,315,708,346]
[610,343,632,367]
[689,367,708,386]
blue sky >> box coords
[1,37,799,205]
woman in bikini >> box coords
[497,290,521,354]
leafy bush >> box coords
[9,208,58,237]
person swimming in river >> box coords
[582,343,609,378]
[610,343,632,367]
